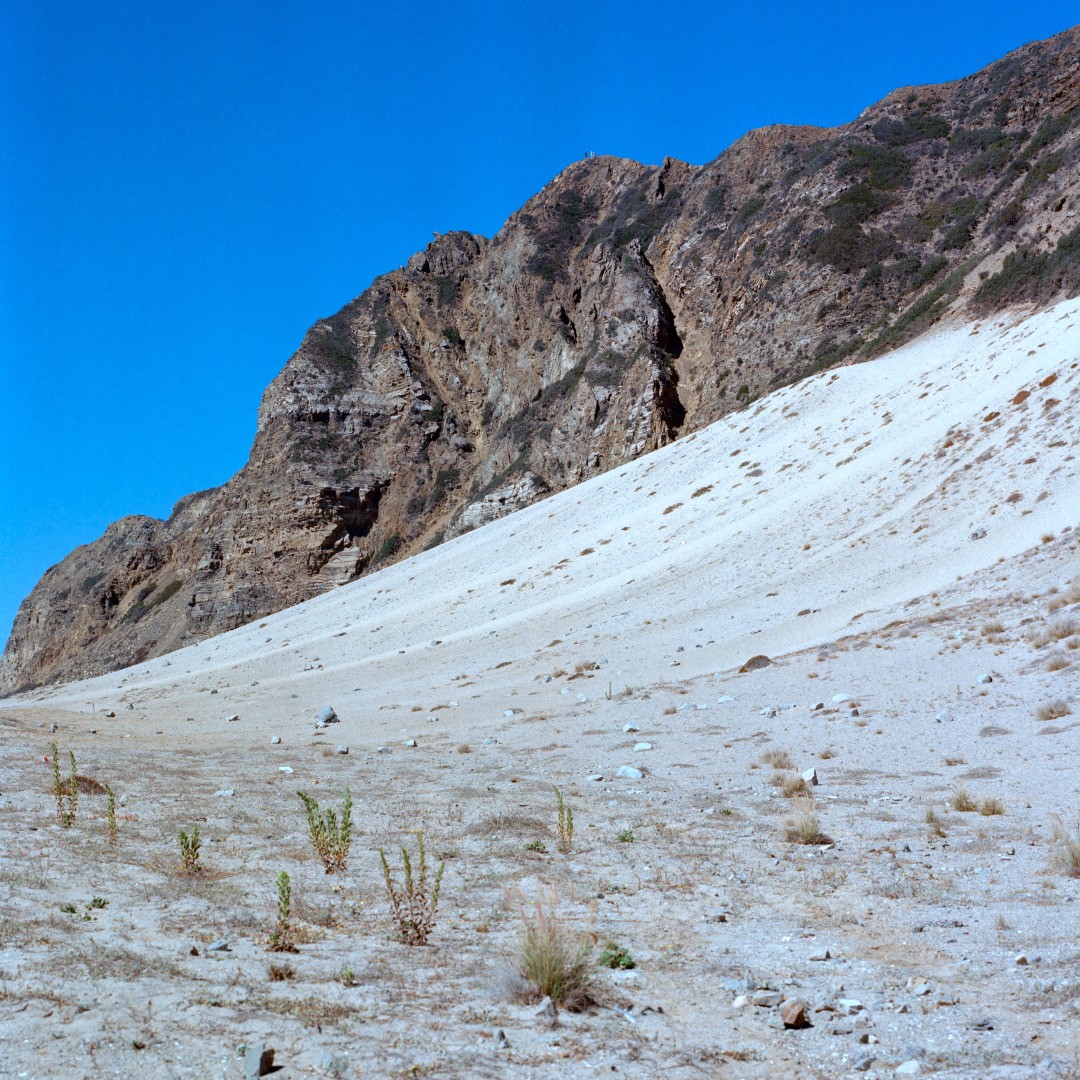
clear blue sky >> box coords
[1,2,1076,649]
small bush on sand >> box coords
[105,784,117,845]
[1052,814,1080,877]
[763,748,794,769]
[553,786,574,853]
[50,742,78,828]
[951,785,977,812]
[379,830,445,945]
[179,826,202,874]
[925,805,946,837]
[979,797,1005,816]
[514,902,593,1009]
[1035,700,1070,722]
[268,870,298,952]
[785,797,829,844]
[598,942,635,969]
[298,788,352,873]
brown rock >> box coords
[781,999,812,1029]
[739,655,772,673]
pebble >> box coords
[316,705,339,726]
[577,693,589,703]
[717,695,734,704]
[503,710,515,717]
[623,722,639,732]
[535,996,558,1026]
[832,693,853,703]
[226,714,240,722]
[836,998,864,1014]
[405,739,417,747]
[751,991,784,1008]
[633,742,652,751]
[809,948,831,961]
[209,939,231,951]
[935,710,951,723]
[977,674,993,684]
[617,765,643,780]
[802,768,819,786]
[895,1062,921,1076]
[1015,954,1028,966]
[732,994,748,1009]
[483,737,498,745]
[377,746,390,754]
[213,789,235,797]
[335,745,349,755]
[587,774,604,782]
[270,736,281,744]
[278,766,293,774]
[781,999,811,1028]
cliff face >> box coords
[4,26,1079,693]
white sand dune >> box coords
[14,298,1078,723]
[2,299,1078,1078]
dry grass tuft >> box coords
[943,755,965,766]
[267,962,295,981]
[762,748,794,769]
[1035,700,1071,722]
[980,620,1005,636]
[781,775,809,798]
[785,797,829,844]
[925,806,946,837]
[1052,814,1080,877]
[512,902,594,1011]
[1028,618,1080,648]
[1046,654,1071,672]
[979,797,1005,816]
[951,785,977,812]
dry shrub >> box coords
[785,797,829,844]
[1046,654,1071,672]
[781,775,809,798]
[925,806,946,838]
[512,902,593,1011]
[980,620,1005,636]
[1035,700,1071,722]
[979,797,1005,816]
[951,785,977,812]
[1052,814,1080,877]
[762,748,794,769]
[1028,618,1080,648]
[1046,580,1080,613]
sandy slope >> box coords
[1,299,1078,1079]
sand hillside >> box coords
[1,298,1078,1079]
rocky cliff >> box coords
[4,26,1079,692]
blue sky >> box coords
[1,2,1076,650]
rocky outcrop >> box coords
[4,26,1080,692]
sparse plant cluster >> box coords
[513,900,593,1010]
[179,825,202,874]
[268,871,298,952]
[379,831,444,945]
[553,786,574,853]
[298,788,353,873]
[50,742,78,827]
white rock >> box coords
[617,765,643,780]
[802,768,819,786]
[503,710,515,717]
[483,737,498,745]
[623,722,639,732]
[213,789,235,797]
[831,694,853,703]
[717,695,734,703]
[977,674,993,684]
[377,746,390,754]
[633,742,652,751]
[577,693,589,703]
[278,766,294,774]
[227,714,240,722]
[335,745,349,755]
[271,736,281,744]
[895,1062,921,1076]
[587,774,604,782]
[405,739,417,747]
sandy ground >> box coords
[1,299,1079,1079]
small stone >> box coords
[836,998,864,1014]
[912,982,931,996]
[740,655,771,673]
[314,1053,345,1075]
[850,708,860,717]
[270,736,281,744]
[316,705,339,725]
[623,722,639,732]
[587,774,604,781]
[577,693,589,702]
[278,766,293,773]
[405,739,417,747]
[935,710,951,723]
[227,714,240,722]
[535,996,559,1026]
[970,528,987,540]
[707,911,729,923]
[209,939,230,951]
[633,742,652,751]
[616,765,643,780]
[781,999,811,1029]
[377,746,390,754]
[717,694,734,703]
[751,991,784,1008]
[832,693,853,703]
[977,674,993,684]
[503,710,515,717]
[731,994,748,1009]
[809,948,831,961]
[126,703,134,710]
[244,1043,275,1079]
[853,1055,876,1073]
[1015,954,1028,966]
[483,737,498,745]
[213,789,235,797]
[496,1029,510,1050]
[335,745,349,755]
[802,768,819,786]
[813,702,825,711]
[895,1062,921,1077]
[49,723,58,733]
[103,709,115,717]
